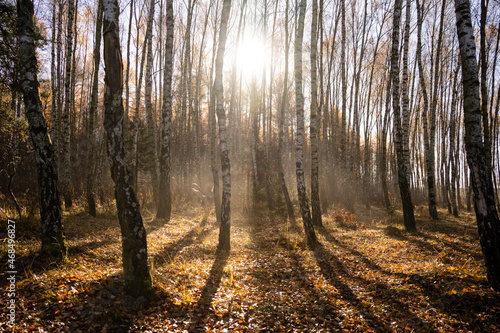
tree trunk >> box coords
[209,1,222,224]
[340,0,347,179]
[144,0,158,205]
[214,0,232,252]
[86,0,103,217]
[180,0,195,188]
[50,3,57,143]
[61,0,75,209]
[194,2,214,186]
[381,74,392,210]
[18,0,67,260]
[54,0,63,160]
[124,0,134,129]
[480,0,492,168]
[310,0,322,227]
[295,0,318,248]
[102,0,152,296]
[416,0,439,219]
[390,0,415,231]
[353,0,368,209]
[156,0,174,220]
[365,9,387,210]
[278,0,295,223]
[133,12,149,191]
[455,0,500,291]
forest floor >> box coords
[1,204,500,332]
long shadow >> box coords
[312,230,431,331]
[318,226,500,331]
[34,272,183,332]
[26,274,135,332]
[384,226,483,260]
[69,238,119,255]
[154,225,214,267]
[272,239,343,329]
[319,227,408,279]
[416,217,478,238]
[189,250,229,332]
[313,242,393,332]
[63,212,121,241]
[0,252,59,282]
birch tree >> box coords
[416,0,438,219]
[61,0,76,209]
[102,0,152,295]
[310,0,322,227]
[454,0,500,292]
[144,0,158,204]
[18,0,67,259]
[295,0,318,247]
[278,0,295,223]
[390,0,415,231]
[86,0,103,217]
[214,0,232,252]
[156,0,174,220]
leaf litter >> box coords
[1,206,499,332]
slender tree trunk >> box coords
[54,0,63,160]
[449,63,460,217]
[295,0,318,247]
[416,0,439,219]
[278,0,295,223]
[209,1,222,224]
[365,9,387,210]
[480,0,492,168]
[401,0,413,211]
[340,0,347,174]
[156,0,174,220]
[124,0,134,129]
[61,0,75,209]
[194,2,214,186]
[50,3,56,141]
[310,0,322,227]
[102,0,152,296]
[352,0,368,206]
[455,0,500,291]
[390,0,415,231]
[381,74,392,210]
[180,0,195,188]
[133,12,149,191]
[144,0,158,205]
[86,0,103,217]
[18,0,67,260]
[214,0,232,252]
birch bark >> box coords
[18,0,67,259]
[102,0,152,295]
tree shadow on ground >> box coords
[153,224,214,267]
[312,239,431,331]
[188,250,229,332]
[27,247,230,332]
[69,238,119,255]
[416,215,478,237]
[318,227,407,278]
[33,273,183,332]
[63,212,121,240]
[384,225,483,260]
[318,226,500,331]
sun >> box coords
[236,36,268,82]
